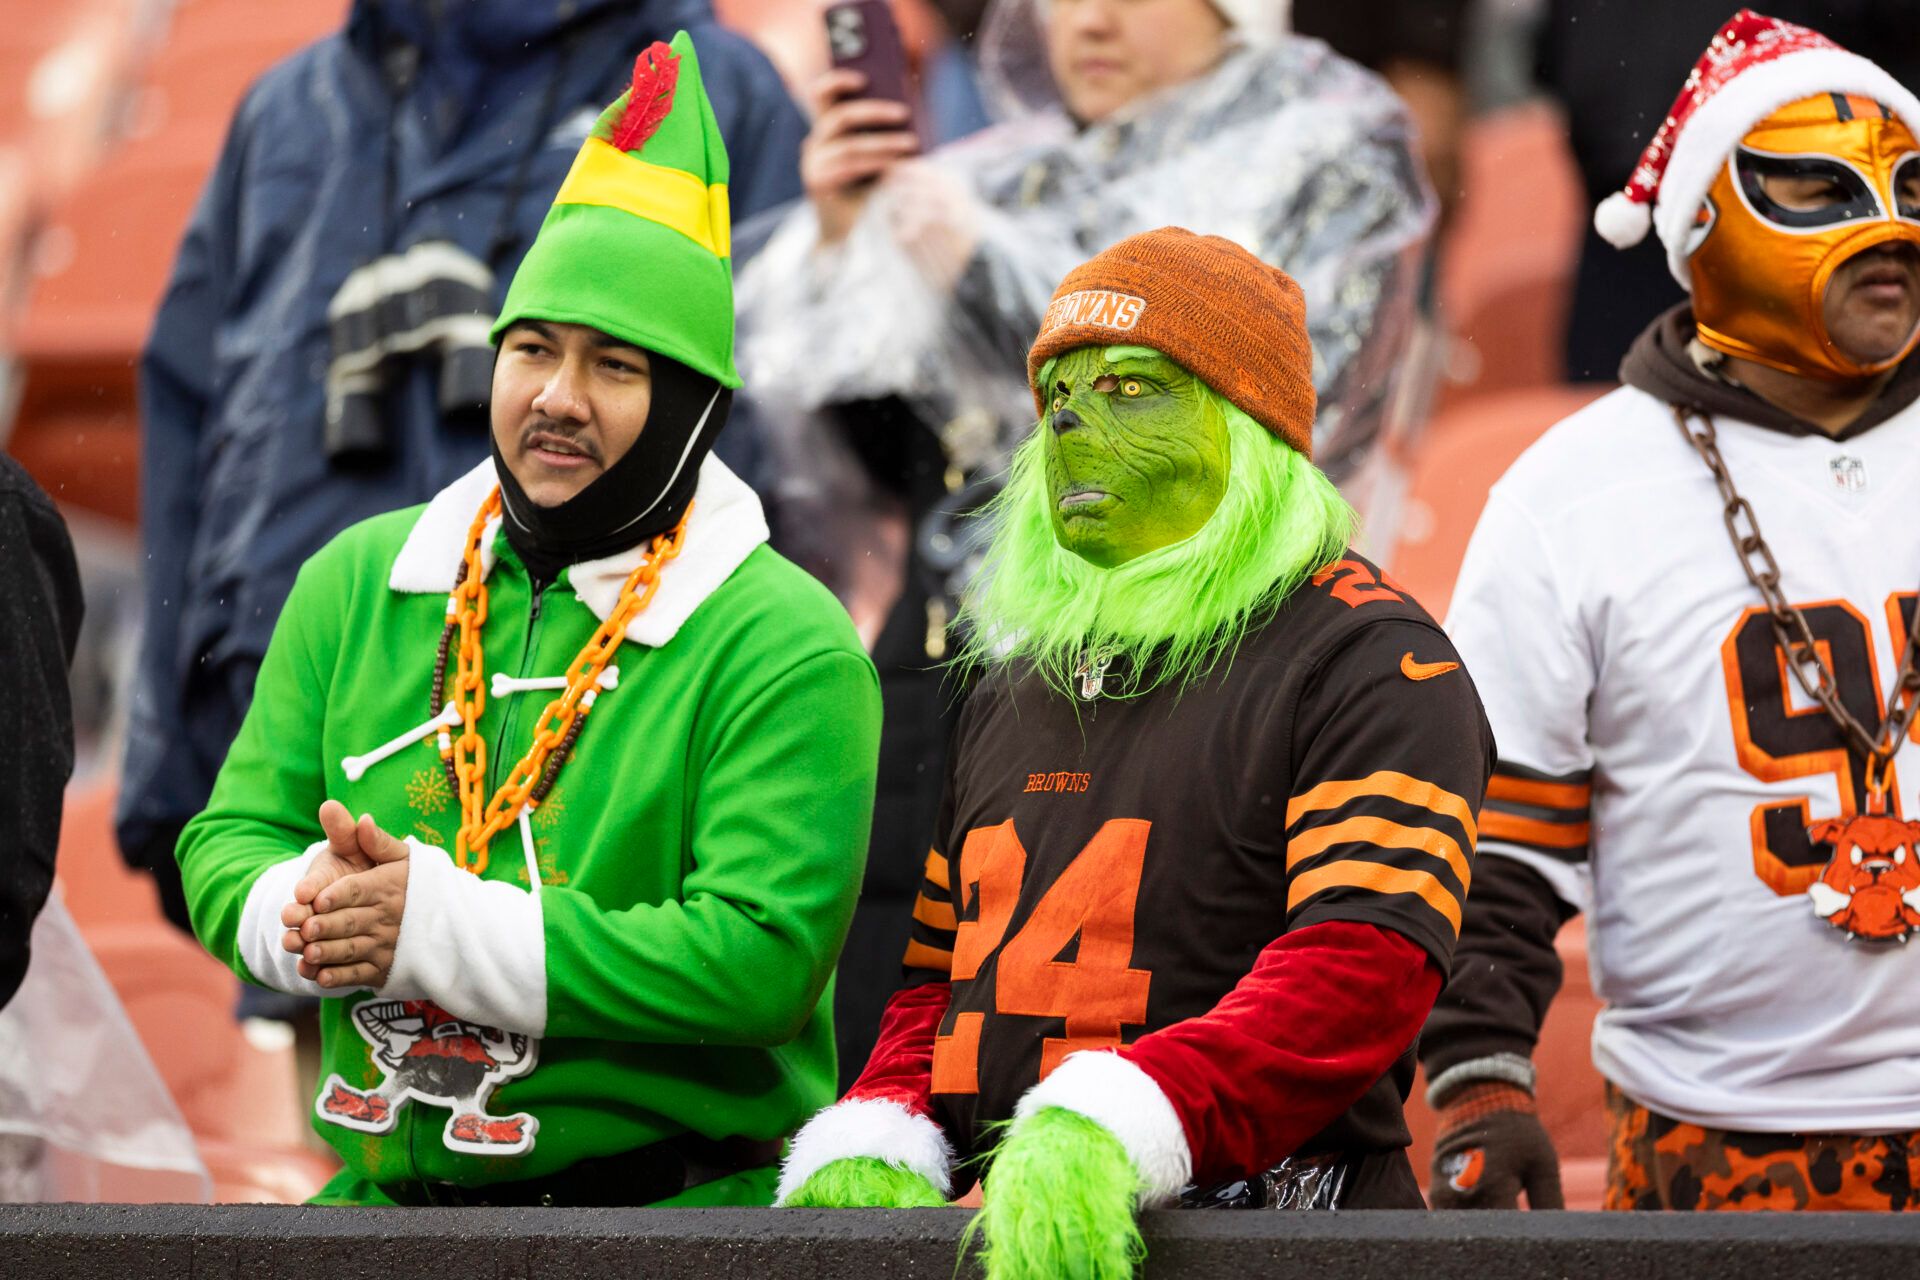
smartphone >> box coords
[825,0,917,136]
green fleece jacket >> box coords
[178,457,880,1200]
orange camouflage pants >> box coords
[1605,1083,1920,1210]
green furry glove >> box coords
[781,1156,949,1208]
[972,1108,1145,1280]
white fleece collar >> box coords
[388,454,769,648]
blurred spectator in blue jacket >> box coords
[120,0,805,933]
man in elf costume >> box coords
[177,33,881,1207]
[775,230,1493,1274]
[1421,12,1920,1211]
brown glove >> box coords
[1427,1081,1563,1209]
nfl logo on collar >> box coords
[1831,455,1867,492]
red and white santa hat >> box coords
[1595,9,1920,288]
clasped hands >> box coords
[280,798,411,990]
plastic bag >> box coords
[0,889,210,1202]
[1180,1149,1352,1210]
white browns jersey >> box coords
[1447,383,1920,1132]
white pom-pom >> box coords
[1594,191,1653,249]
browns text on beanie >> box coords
[1026,227,1317,457]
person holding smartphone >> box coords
[735,0,1435,1090]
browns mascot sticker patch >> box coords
[317,999,539,1157]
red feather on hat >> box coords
[609,41,681,153]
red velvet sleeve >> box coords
[1120,919,1440,1185]
[842,980,953,1118]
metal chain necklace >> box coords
[429,487,690,874]
[1674,406,1920,807]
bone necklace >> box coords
[341,487,688,878]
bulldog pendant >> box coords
[1805,789,1920,942]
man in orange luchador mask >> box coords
[1422,10,1920,1212]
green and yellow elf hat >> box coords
[491,31,740,387]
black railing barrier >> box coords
[4,1204,1917,1278]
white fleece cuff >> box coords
[238,841,366,998]
[776,1097,955,1203]
[384,837,546,1036]
[1014,1050,1193,1208]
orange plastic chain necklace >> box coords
[430,487,690,874]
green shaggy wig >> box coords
[955,381,1354,698]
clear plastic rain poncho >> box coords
[0,890,210,1202]
[735,5,1434,616]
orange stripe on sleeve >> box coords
[911,893,958,932]
[1481,811,1590,849]
[1287,860,1462,935]
[923,848,951,892]
[902,938,954,973]
[1486,773,1591,812]
[1286,770,1477,841]
[1285,814,1471,887]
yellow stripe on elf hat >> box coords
[554,138,731,259]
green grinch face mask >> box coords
[1039,345,1229,569]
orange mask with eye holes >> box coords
[1690,92,1920,381]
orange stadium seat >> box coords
[10,0,343,524]
[157,0,350,58]
[0,0,142,334]
[5,380,142,525]
[1392,385,1609,620]
[55,782,162,930]
[1437,102,1587,401]
[195,1138,338,1205]
[17,0,343,361]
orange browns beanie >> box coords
[1026,227,1318,457]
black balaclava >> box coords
[492,347,733,586]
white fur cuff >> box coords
[1014,1050,1193,1208]
[384,837,546,1037]
[776,1097,954,1203]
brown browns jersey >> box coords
[901,553,1495,1169]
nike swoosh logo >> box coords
[1401,652,1460,682]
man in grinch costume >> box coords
[776,230,1494,1276]
[177,32,881,1208]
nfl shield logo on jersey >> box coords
[1830,455,1868,493]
